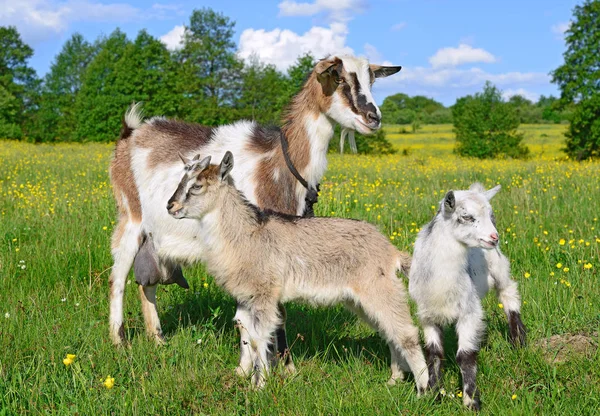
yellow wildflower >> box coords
[559,239,566,245]
[524,272,530,278]
[103,376,115,389]
[556,263,562,269]
[203,282,209,289]
[498,303,504,309]
[511,394,517,400]
[457,391,463,398]
[63,354,76,366]
[584,263,593,269]
[563,267,569,272]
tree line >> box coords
[1,1,598,159]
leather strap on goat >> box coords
[280,132,320,218]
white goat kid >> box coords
[107,55,402,374]
[166,152,429,392]
[408,183,526,411]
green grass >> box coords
[1,127,599,415]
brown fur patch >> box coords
[110,140,142,222]
[253,156,298,215]
[135,119,214,169]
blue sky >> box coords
[2,0,578,105]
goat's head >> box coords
[440,183,501,249]
[167,152,234,220]
[314,55,401,135]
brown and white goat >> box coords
[108,56,402,364]
[166,151,428,391]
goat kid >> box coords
[108,56,402,372]
[166,151,429,392]
[408,183,526,410]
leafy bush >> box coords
[453,82,529,159]
[564,94,600,160]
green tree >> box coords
[453,82,529,159]
[74,29,131,142]
[0,26,38,139]
[176,8,243,125]
[551,0,600,158]
[34,33,96,142]
[112,30,179,118]
[285,53,315,100]
[238,56,288,124]
[564,94,600,160]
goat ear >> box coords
[443,191,456,214]
[219,151,234,181]
[178,152,191,165]
[370,64,402,79]
[194,155,211,172]
[484,185,501,201]
[315,57,342,82]
[469,182,486,193]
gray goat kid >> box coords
[408,183,526,411]
[167,151,429,391]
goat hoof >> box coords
[509,312,527,347]
[284,362,296,376]
[235,366,251,377]
[464,394,481,411]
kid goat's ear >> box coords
[178,152,190,165]
[484,185,501,201]
[219,151,234,181]
[443,191,456,214]
[195,155,212,172]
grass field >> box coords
[1,125,599,415]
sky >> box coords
[1,0,579,106]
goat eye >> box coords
[190,184,202,190]
[336,77,345,85]
[462,215,475,222]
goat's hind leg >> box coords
[234,302,255,377]
[350,280,429,394]
[109,219,142,345]
[248,299,281,389]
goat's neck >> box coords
[281,74,334,187]
[206,186,259,245]
[431,221,469,267]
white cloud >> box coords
[390,22,406,31]
[0,0,178,44]
[429,44,496,68]
[238,23,354,71]
[551,21,571,39]
[278,0,365,20]
[363,43,382,62]
[372,65,549,104]
[160,25,185,51]
[502,88,540,103]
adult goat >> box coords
[108,55,402,374]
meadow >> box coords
[0,124,598,415]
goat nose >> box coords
[167,201,175,211]
[490,232,499,241]
[366,112,380,124]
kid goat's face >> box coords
[167,152,234,220]
[442,184,502,249]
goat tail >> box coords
[395,250,412,277]
[119,102,144,141]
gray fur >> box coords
[167,153,429,392]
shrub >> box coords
[564,94,600,160]
[452,82,529,159]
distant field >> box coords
[384,123,568,158]
[1,129,598,414]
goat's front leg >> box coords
[248,300,281,389]
[234,302,255,377]
[423,323,444,392]
[455,305,485,411]
[488,251,526,346]
[274,304,295,374]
